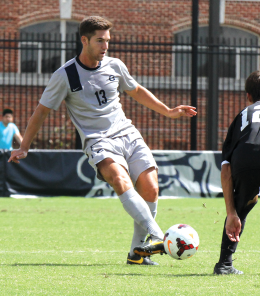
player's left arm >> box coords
[14,132,23,145]
[125,84,197,119]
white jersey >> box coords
[40,56,138,150]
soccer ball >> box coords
[164,224,199,260]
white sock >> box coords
[129,200,158,256]
[146,200,158,220]
[119,188,163,256]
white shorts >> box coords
[86,131,157,184]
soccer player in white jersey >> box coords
[8,16,197,265]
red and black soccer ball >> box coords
[164,224,199,260]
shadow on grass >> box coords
[1,263,121,267]
[108,273,216,277]
[2,264,215,276]
[1,264,224,277]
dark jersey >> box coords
[222,101,260,174]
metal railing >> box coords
[0,33,259,150]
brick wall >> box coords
[0,1,260,35]
[0,1,259,150]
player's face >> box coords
[85,30,110,62]
[2,114,13,125]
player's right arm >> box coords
[221,163,241,242]
[8,104,51,163]
[221,115,242,242]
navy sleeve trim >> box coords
[65,63,83,92]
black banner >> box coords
[1,150,96,197]
[0,150,222,198]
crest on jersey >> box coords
[109,75,116,81]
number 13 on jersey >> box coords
[95,90,108,106]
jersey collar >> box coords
[76,56,101,71]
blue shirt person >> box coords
[0,109,23,150]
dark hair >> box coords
[245,71,260,103]
[79,16,113,40]
[3,108,13,116]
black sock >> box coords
[219,249,232,266]
[218,217,246,266]
[218,198,257,266]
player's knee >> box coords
[143,185,159,202]
[110,174,132,190]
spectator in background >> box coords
[0,109,23,150]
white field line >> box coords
[0,250,117,254]
[0,250,259,254]
[10,195,183,199]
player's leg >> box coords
[97,158,132,195]
[133,167,165,256]
[124,138,165,257]
[97,159,164,264]
[218,194,258,265]
[214,170,260,275]
[135,167,159,203]
[129,203,158,256]
[128,168,160,261]
[97,158,164,239]
[87,136,164,265]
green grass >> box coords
[0,197,259,295]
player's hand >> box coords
[8,148,28,164]
[225,214,241,242]
[168,105,197,119]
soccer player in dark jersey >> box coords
[214,71,260,275]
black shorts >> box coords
[232,169,260,215]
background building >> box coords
[1,0,260,150]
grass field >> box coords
[0,197,259,295]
